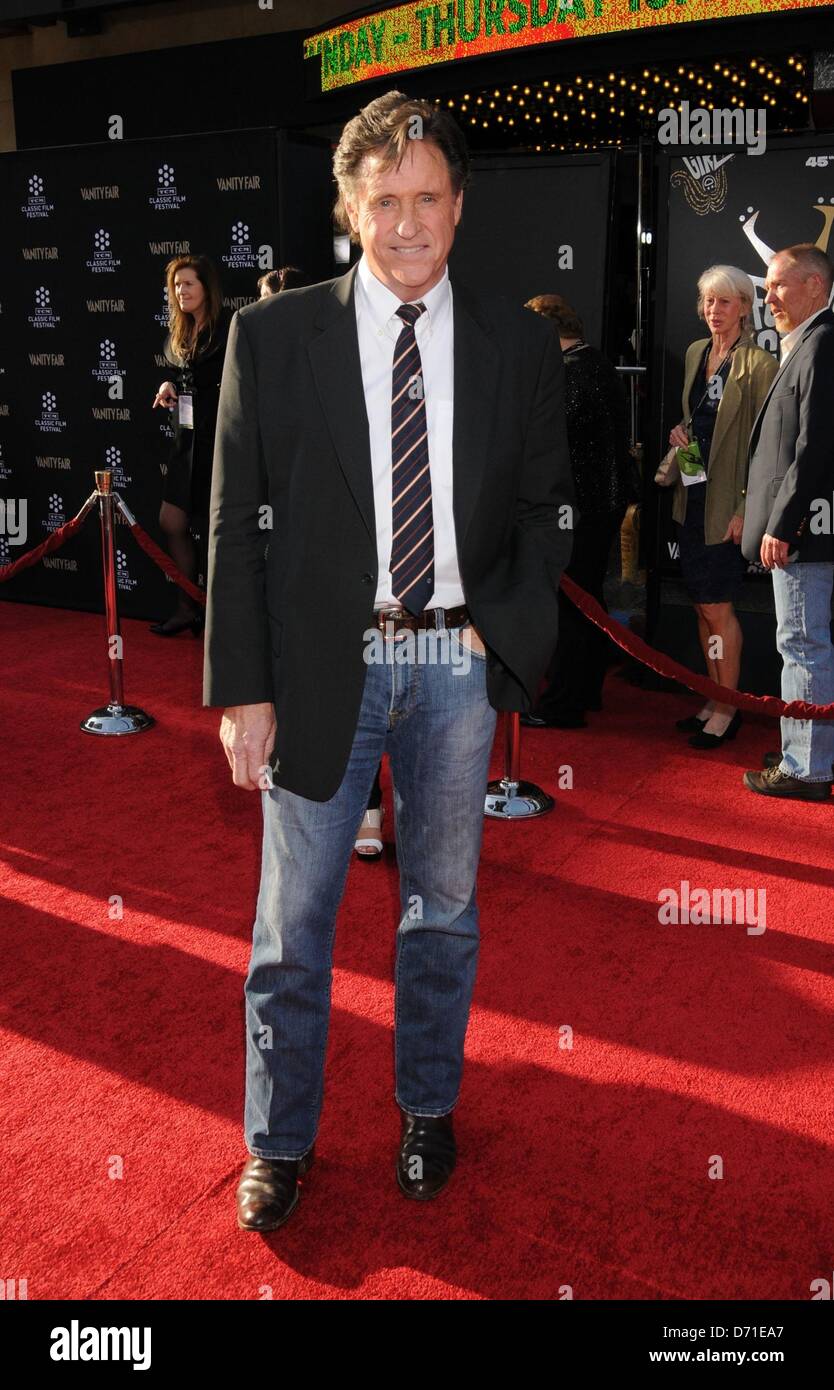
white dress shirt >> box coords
[354,252,464,610]
[777,306,828,367]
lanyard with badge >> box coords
[678,337,740,487]
[177,342,198,430]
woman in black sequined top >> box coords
[523,294,637,728]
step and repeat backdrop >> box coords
[0,129,332,619]
[656,136,834,582]
[1,140,611,621]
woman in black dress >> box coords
[151,254,232,635]
[667,265,777,747]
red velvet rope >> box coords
[0,508,93,583]
[125,520,206,606]
[559,572,834,721]
[2,502,833,720]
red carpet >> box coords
[1,601,833,1301]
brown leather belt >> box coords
[372,604,469,634]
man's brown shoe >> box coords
[396,1111,456,1201]
[236,1148,315,1232]
[743,766,831,801]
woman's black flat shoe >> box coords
[688,710,742,749]
[149,615,204,637]
[676,713,708,733]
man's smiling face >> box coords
[344,137,463,301]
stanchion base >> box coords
[485,778,554,819]
[81,704,155,736]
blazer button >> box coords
[361,573,374,584]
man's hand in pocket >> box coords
[457,624,487,657]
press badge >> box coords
[178,393,194,429]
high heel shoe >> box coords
[688,710,742,749]
[354,808,384,860]
[149,614,204,637]
[675,713,708,733]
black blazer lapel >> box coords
[450,278,501,550]
[307,263,376,543]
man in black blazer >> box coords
[741,243,834,800]
[203,90,573,1230]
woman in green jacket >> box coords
[668,264,777,748]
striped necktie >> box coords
[390,300,434,616]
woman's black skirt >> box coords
[677,484,746,604]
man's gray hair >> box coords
[778,243,834,295]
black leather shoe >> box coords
[149,614,204,637]
[689,710,742,749]
[236,1147,315,1232]
[396,1111,456,1201]
[676,713,708,733]
[520,711,587,729]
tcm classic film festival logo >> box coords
[41,493,66,534]
[154,285,171,330]
[86,228,121,274]
[116,549,138,592]
[21,172,54,219]
[91,338,127,386]
[221,220,261,272]
[149,162,187,212]
[104,446,132,491]
[27,285,60,330]
[35,391,67,435]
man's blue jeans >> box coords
[243,627,498,1160]
[772,561,834,782]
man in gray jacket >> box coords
[741,244,834,800]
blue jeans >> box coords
[243,627,498,1159]
[772,562,834,782]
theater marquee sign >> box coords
[304,0,829,91]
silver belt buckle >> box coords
[375,607,404,637]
